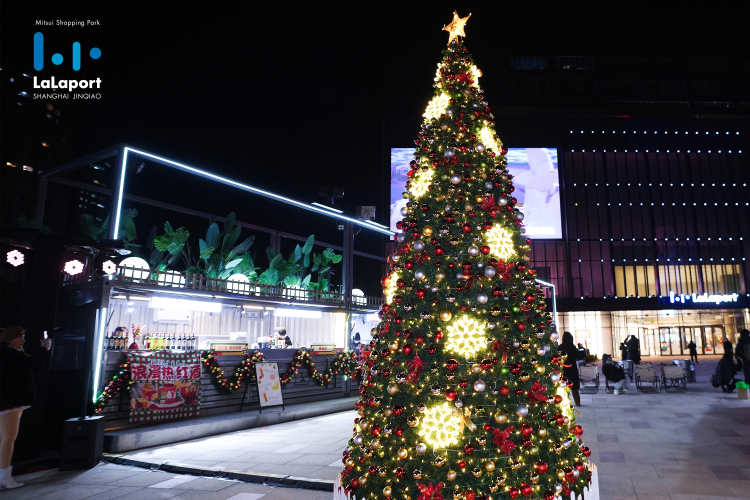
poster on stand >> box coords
[128,351,202,423]
[255,362,283,407]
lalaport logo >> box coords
[32,32,102,98]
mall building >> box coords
[388,54,750,358]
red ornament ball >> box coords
[458,459,467,468]
[535,461,549,474]
[463,443,474,454]
[446,359,459,371]
[520,483,533,497]
[370,425,381,436]
[571,424,584,437]
[404,260,414,270]
[395,426,404,436]
[434,246,444,256]
[517,322,526,331]
[574,461,586,474]
[461,223,472,233]
[508,487,520,498]
[499,385,511,396]
[521,423,534,437]
[445,388,458,401]
[415,288,426,299]
[480,245,491,255]
[402,345,413,356]
[465,490,476,500]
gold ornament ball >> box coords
[511,460,522,470]
[519,371,530,382]
[464,203,474,211]
[435,270,446,281]
[494,412,508,424]
[359,475,368,485]
[435,457,446,467]
[397,448,408,459]
[538,427,547,437]
[475,195,484,203]
[446,470,457,481]
[530,472,540,484]
[359,419,370,431]
[530,446,540,455]
[489,484,499,493]
[413,469,422,480]
[377,449,385,457]
[556,469,566,481]
[472,467,482,477]
[471,364,482,374]
[384,408,393,417]
[387,384,399,395]
[383,486,393,497]
[497,475,507,485]
[345,458,355,467]
[388,341,399,352]
[378,467,387,477]
[452,492,462,500]
[484,461,495,472]
[535,363,546,374]
[370,439,380,449]
[422,225,434,236]
[440,310,452,322]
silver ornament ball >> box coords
[516,211,525,221]
[450,174,461,185]
[477,293,488,304]
[473,380,486,392]
[516,404,529,418]
[400,207,409,216]
[498,196,509,206]
[416,443,427,454]
[485,181,494,190]
[413,240,425,251]
[414,270,426,280]
[468,245,480,256]
[444,148,455,158]
[484,266,496,277]
[476,143,485,152]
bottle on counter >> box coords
[144,332,150,350]
[191,333,196,350]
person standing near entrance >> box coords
[687,340,699,364]
[736,329,750,382]
[715,341,741,393]
[0,326,52,490]
[558,332,584,406]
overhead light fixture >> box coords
[275,308,322,319]
[148,296,222,312]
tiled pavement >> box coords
[7,354,750,499]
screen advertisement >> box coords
[390,147,561,239]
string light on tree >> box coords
[445,315,487,356]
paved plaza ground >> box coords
[5,354,750,500]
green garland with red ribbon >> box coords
[94,361,133,413]
[93,349,361,412]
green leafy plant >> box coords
[144,222,192,271]
[77,208,139,251]
[186,212,257,279]
[15,215,52,234]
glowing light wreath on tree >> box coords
[418,402,463,449]
[485,225,516,261]
[384,274,399,304]
[409,169,434,198]
[445,315,486,356]
[423,93,451,120]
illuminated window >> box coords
[702,264,743,294]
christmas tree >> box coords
[341,13,591,500]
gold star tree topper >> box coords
[443,11,471,44]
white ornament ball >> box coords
[516,404,529,418]
[446,108,454,116]
[416,443,427,454]
[485,181,494,190]
[456,272,464,279]
[484,266,496,277]
[498,196,509,206]
[555,483,563,493]
[487,322,496,329]
[400,207,409,216]
[550,372,560,383]
[353,434,364,445]
[455,399,463,408]
[450,174,461,185]
[476,143,485,152]
[445,148,455,157]
[397,233,407,243]
[563,439,571,449]
[431,286,438,292]
[477,293,488,304]
[392,253,400,262]
[516,211,525,221]
[468,245,480,256]
[415,270,426,280]
[414,240,425,251]
[474,380,486,392]
[550,331,560,341]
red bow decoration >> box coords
[501,270,512,283]
[493,426,516,454]
[414,252,426,265]
[527,381,548,403]
[480,196,495,210]
[456,70,474,84]
[406,354,427,383]
[492,338,519,363]
[416,481,444,500]
[562,485,572,497]
[462,271,482,291]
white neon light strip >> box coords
[365,220,389,229]
[311,202,343,213]
[535,279,558,328]
[149,296,223,312]
[120,147,394,236]
[112,148,129,240]
[92,307,107,403]
[274,308,322,318]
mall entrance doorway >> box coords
[638,325,725,356]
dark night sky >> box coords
[2,2,745,215]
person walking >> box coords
[735,329,750,382]
[558,332,585,406]
[626,335,641,364]
[716,340,741,393]
[687,340,699,363]
[601,354,630,394]
[0,326,52,489]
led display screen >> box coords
[390,148,562,239]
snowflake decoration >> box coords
[409,168,434,198]
[445,315,486,356]
[64,259,84,275]
[470,65,482,89]
[423,93,451,120]
[6,250,24,267]
[477,126,500,153]
[102,260,117,274]
[384,273,399,304]
[418,402,462,449]
[485,226,516,261]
